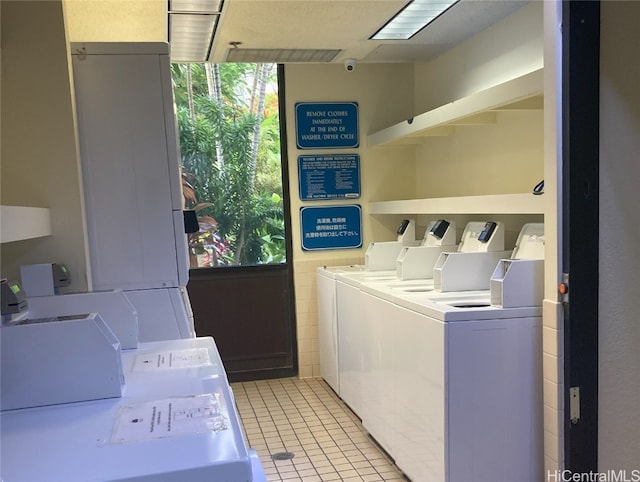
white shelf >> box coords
[1,206,52,243]
[367,69,544,148]
[369,194,544,215]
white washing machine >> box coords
[387,222,545,307]
[332,220,456,420]
[316,218,429,395]
[363,218,423,270]
[336,223,545,482]
[336,219,464,298]
[1,337,266,482]
[317,265,374,395]
[364,221,544,306]
[333,272,459,447]
[360,220,512,301]
[326,267,432,418]
[387,291,543,482]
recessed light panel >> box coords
[170,0,222,14]
[169,13,218,62]
[371,0,459,40]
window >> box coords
[171,63,285,267]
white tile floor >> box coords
[232,377,408,482]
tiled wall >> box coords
[293,256,363,379]
[542,300,564,471]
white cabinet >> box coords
[71,43,188,292]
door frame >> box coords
[276,62,298,377]
[562,0,600,470]
[187,64,298,382]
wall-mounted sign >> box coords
[295,102,359,149]
[300,205,362,251]
[298,154,361,201]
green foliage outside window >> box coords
[171,63,285,267]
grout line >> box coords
[232,377,407,482]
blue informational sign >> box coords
[300,205,362,251]
[298,154,361,201]
[295,102,359,149]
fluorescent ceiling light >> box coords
[169,13,218,62]
[170,0,222,14]
[168,0,223,62]
[371,0,459,40]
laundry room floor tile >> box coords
[232,377,408,482]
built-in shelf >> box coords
[1,206,52,243]
[369,193,544,215]
[367,69,544,148]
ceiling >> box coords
[205,0,529,64]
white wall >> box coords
[285,62,415,377]
[414,110,543,199]
[1,1,89,292]
[63,0,166,42]
[0,0,169,291]
[411,1,544,244]
[599,1,640,470]
[286,62,417,261]
[286,3,547,379]
[413,0,544,200]
[415,1,544,113]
